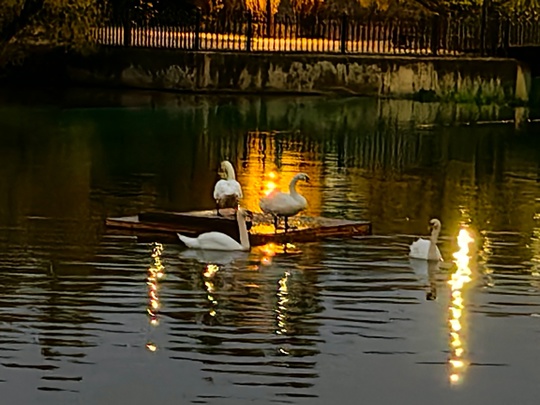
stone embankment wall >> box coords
[66,48,531,104]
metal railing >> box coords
[93,10,540,56]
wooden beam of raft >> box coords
[106,208,372,245]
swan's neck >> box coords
[224,163,236,180]
[430,227,440,244]
[237,213,250,250]
[428,227,440,258]
[289,177,300,196]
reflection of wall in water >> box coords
[0,109,102,267]
[323,121,540,238]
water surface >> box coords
[0,89,539,404]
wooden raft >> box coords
[105,208,372,245]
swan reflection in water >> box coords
[179,248,247,266]
[179,242,301,324]
[178,249,248,322]
[448,227,475,385]
[178,242,301,268]
[409,258,440,300]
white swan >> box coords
[259,173,309,232]
[213,160,243,216]
[409,218,443,261]
[178,208,253,251]
[409,258,440,300]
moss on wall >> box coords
[64,48,529,105]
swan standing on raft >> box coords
[409,218,443,261]
[259,173,310,232]
[178,208,253,251]
[213,160,243,216]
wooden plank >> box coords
[139,208,244,240]
[105,211,372,246]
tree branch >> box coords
[409,0,446,14]
[0,0,45,43]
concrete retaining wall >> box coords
[66,48,531,103]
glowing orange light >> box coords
[260,243,277,256]
[261,257,272,266]
[147,243,165,332]
[261,171,279,197]
[448,227,474,385]
[263,181,277,196]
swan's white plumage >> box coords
[409,218,443,261]
[213,161,242,211]
[409,238,442,260]
[178,208,252,251]
[259,173,309,218]
[213,179,243,201]
[259,190,307,216]
[178,232,245,251]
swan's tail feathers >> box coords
[177,233,199,249]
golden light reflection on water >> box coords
[146,242,164,352]
[254,242,301,267]
[203,264,220,317]
[448,227,474,384]
[236,132,323,216]
[276,271,290,338]
[263,171,278,196]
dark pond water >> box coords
[1,88,540,404]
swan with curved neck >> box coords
[213,160,243,217]
[178,208,253,251]
[259,173,309,232]
[409,218,443,261]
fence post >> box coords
[480,0,490,55]
[194,11,201,51]
[430,14,440,55]
[340,13,348,54]
[246,12,253,51]
[122,10,132,46]
[266,0,273,38]
[502,17,510,56]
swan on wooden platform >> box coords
[409,218,443,261]
[259,172,310,232]
[213,160,243,216]
[178,208,253,251]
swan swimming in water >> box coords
[409,218,443,261]
[178,208,253,251]
[213,160,243,216]
[409,258,440,300]
[259,173,309,232]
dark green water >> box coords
[1,88,540,404]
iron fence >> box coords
[93,10,540,56]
